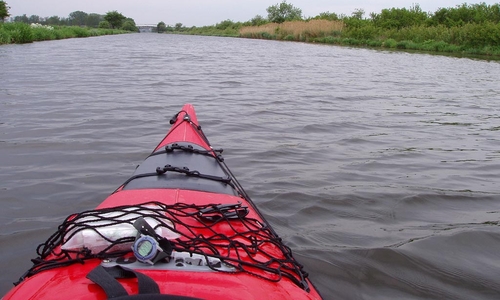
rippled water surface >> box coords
[1,34,500,299]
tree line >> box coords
[1,3,139,44]
[10,11,104,27]
[10,11,138,32]
[155,1,500,56]
[1,3,138,32]
[0,1,9,22]
[158,1,500,34]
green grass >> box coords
[0,22,33,44]
[312,32,500,57]
[239,17,500,58]
[0,23,131,45]
[0,26,10,44]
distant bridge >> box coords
[136,24,156,32]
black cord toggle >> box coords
[169,113,179,124]
[155,164,232,184]
[197,203,249,223]
[161,143,224,162]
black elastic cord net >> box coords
[16,201,310,291]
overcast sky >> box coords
[8,0,500,26]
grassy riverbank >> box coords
[240,20,344,41]
[240,20,500,57]
[0,23,130,45]
[173,2,500,58]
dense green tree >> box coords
[216,19,236,30]
[46,15,61,25]
[121,18,138,31]
[250,14,267,26]
[312,11,340,21]
[157,21,166,33]
[69,10,88,26]
[104,11,126,29]
[98,20,111,29]
[0,1,9,22]
[86,13,103,27]
[28,14,41,23]
[59,17,69,25]
[174,22,183,31]
[266,1,302,23]
[371,4,427,29]
[12,14,29,23]
[429,3,500,27]
[351,8,365,20]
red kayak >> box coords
[4,104,322,299]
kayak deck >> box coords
[4,104,322,299]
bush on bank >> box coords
[236,2,500,57]
[0,22,130,45]
[317,21,500,56]
[162,2,500,57]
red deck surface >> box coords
[4,104,322,300]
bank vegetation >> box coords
[0,22,130,44]
[167,2,500,58]
[0,7,137,45]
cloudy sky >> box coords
[7,0,499,26]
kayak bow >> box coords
[4,104,322,300]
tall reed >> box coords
[240,18,500,57]
[240,20,344,41]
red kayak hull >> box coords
[4,104,322,300]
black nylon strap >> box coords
[86,265,128,298]
[86,265,160,297]
[107,266,160,295]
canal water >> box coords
[1,33,500,299]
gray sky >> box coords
[8,0,500,26]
